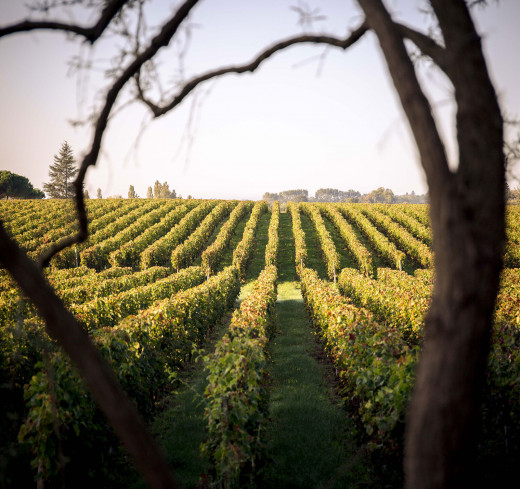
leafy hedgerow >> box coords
[18,266,241,483]
[202,265,277,488]
[140,200,217,269]
[340,204,405,269]
[320,203,375,277]
[232,201,268,278]
[299,266,417,453]
[201,201,253,276]
[300,202,340,281]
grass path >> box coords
[258,213,374,488]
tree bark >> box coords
[357,1,504,488]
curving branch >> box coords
[38,0,202,268]
[0,0,128,43]
[135,22,369,118]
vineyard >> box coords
[1,199,519,488]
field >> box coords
[1,199,519,488]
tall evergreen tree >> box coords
[43,141,77,199]
[146,186,153,198]
[97,188,102,199]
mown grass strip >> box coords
[259,210,374,488]
[259,281,374,489]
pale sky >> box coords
[1,0,519,200]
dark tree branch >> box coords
[135,22,369,118]
[38,0,202,268]
[356,0,450,196]
[395,22,448,72]
[0,222,179,489]
[0,0,127,43]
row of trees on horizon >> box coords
[262,187,429,204]
[3,141,520,204]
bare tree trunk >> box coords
[357,1,504,487]
[406,2,504,487]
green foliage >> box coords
[287,202,307,273]
[43,141,77,199]
[202,265,277,487]
[0,170,44,199]
[201,201,253,276]
[231,201,268,278]
[140,200,216,269]
[300,202,340,280]
[264,201,279,267]
[365,187,396,204]
[300,267,417,452]
[320,203,375,277]
[171,201,235,271]
[3,200,520,485]
[127,185,138,199]
[153,180,176,199]
[341,204,406,269]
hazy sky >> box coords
[1,0,520,200]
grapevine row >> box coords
[320,203,374,277]
[360,205,433,268]
[203,204,279,485]
[171,201,236,271]
[300,202,340,281]
[19,266,242,480]
[232,201,268,277]
[109,203,194,268]
[203,264,277,486]
[201,201,252,276]
[140,200,216,269]
[340,204,406,269]
[287,202,307,272]
[81,201,178,270]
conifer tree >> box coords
[146,186,153,198]
[43,141,77,198]
[97,188,102,199]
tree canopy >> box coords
[0,170,44,199]
[153,180,176,199]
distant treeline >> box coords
[262,187,428,204]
